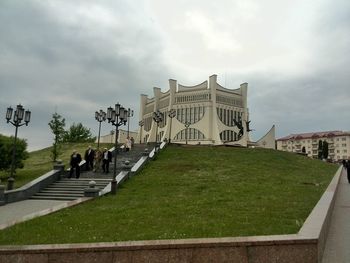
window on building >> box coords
[220,130,237,142]
[174,128,205,141]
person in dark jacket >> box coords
[102,148,112,173]
[342,159,347,169]
[69,150,82,179]
[84,146,95,170]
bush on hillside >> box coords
[0,134,28,174]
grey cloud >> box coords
[1,0,349,151]
[0,0,171,150]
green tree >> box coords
[322,140,329,160]
[48,112,66,162]
[63,122,96,143]
[318,140,323,159]
[0,134,28,174]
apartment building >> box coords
[276,131,350,161]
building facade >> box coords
[98,129,138,145]
[137,74,250,146]
[276,131,350,161]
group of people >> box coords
[69,137,134,178]
[124,136,134,152]
[342,159,350,183]
[69,147,112,178]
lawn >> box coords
[0,145,338,245]
[0,142,113,188]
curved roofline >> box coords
[178,80,208,92]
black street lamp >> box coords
[153,110,163,146]
[110,130,114,144]
[138,120,144,144]
[184,121,191,145]
[127,108,134,138]
[95,110,106,150]
[5,104,31,190]
[107,103,128,195]
[168,109,176,144]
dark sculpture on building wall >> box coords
[233,117,253,140]
[233,116,244,139]
[246,120,253,132]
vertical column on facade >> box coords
[209,74,221,144]
[165,79,177,142]
[149,87,161,143]
[137,94,148,144]
[240,82,248,146]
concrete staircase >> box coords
[30,178,111,201]
[30,144,150,201]
[80,144,149,179]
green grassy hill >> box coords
[0,142,113,188]
[0,145,338,245]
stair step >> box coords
[51,183,107,187]
[48,185,106,188]
[30,196,77,201]
[61,179,112,182]
[57,180,110,184]
[40,189,84,193]
[33,193,84,197]
[57,181,110,185]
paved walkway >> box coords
[0,199,68,230]
[322,168,350,263]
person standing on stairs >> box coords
[102,148,112,173]
[84,146,95,170]
[93,149,102,173]
[69,150,82,179]
[125,137,132,152]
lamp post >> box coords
[127,108,134,138]
[184,121,191,145]
[110,130,114,144]
[153,110,163,150]
[168,109,176,144]
[138,120,144,144]
[5,104,31,190]
[107,103,128,195]
[95,110,106,150]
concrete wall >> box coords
[256,125,276,149]
[0,237,318,263]
[3,169,63,204]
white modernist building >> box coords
[276,130,350,161]
[137,74,251,146]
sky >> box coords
[0,0,349,151]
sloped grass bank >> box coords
[0,146,338,245]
